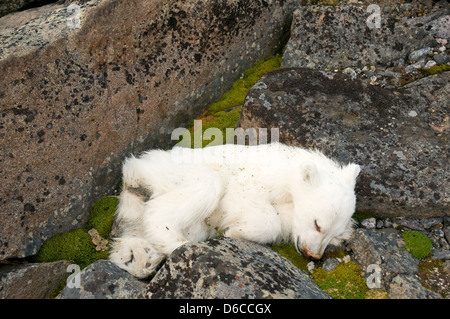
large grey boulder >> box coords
[0,0,295,261]
[237,68,448,218]
[145,237,330,299]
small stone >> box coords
[408,110,418,117]
[307,261,315,273]
[361,218,377,229]
[409,47,433,63]
[322,258,340,272]
[343,67,357,80]
[424,60,437,68]
[433,53,449,65]
[406,60,425,73]
[376,220,384,229]
[383,219,393,228]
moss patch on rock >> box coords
[34,196,118,268]
[186,54,282,148]
[33,229,108,269]
[311,261,369,299]
[402,230,432,260]
[271,242,310,272]
[419,64,450,76]
[85,196,118,239]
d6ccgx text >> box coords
[224,304,271,314]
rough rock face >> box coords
[0,260,70,298]
[0,0,294,261]
[349,228,442,299]
[145,237,330,299]
[237,68,449,217]
[57,259,147,299]
[282,4,441,70]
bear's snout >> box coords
[295,237,321,261]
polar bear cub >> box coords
[109,143,360,278]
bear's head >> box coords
[292,161,360,260]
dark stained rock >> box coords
[0,0,295,261]
[145,237,330,299]
[237,68,449,218]
[0,260,71,298]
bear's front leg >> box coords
[109,237,165,279]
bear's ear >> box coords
[300,161,320,187]
[343,163,361,188]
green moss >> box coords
[402,230,432,260]
[34,229,108,269]
[271,242,310,272]
[85,196,118,238]
[312,262,369,299]
[418,64,450,76]
[34,196,118,268]
[352,211,376,223]
[184,54,282,148]
[441,64,450,71]
[208,54,282,115]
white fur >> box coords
[109,143,360,278]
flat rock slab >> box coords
[145,237,330,299]
[238,68,449,217]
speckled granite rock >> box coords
[237,68,449,217]
[0,260,70,298]
[145,237,330,299]
[282,4,445,70]
[0,0,295,261]
[349,229,419,281]
[57,260,147,299]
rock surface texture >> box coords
[57,238,330,299]
[57,259,147,299]
[238,68,448,217]
[0,0,294,261]
[282,5,442,70]
[145,237,330,299]
[0,260,70,298]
